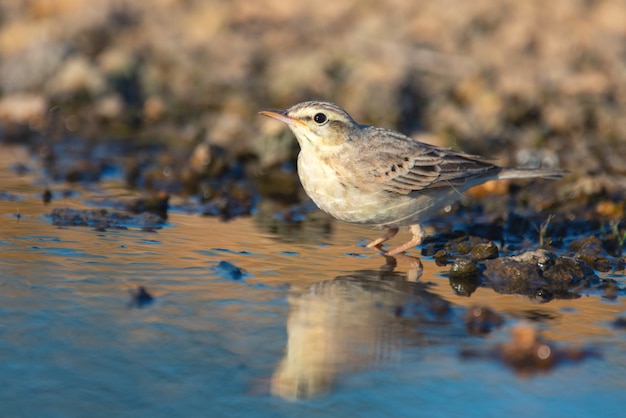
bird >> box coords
[259,101,564,256]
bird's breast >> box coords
[297,152,348,211]
[297,151,450,228]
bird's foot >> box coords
[365,227,399,248]
[383,224,424,256]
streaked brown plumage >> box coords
[260,101,564,255]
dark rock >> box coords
[614,317,626,329]
[42,188,52,204]
[446,235,486,255]
[449,273,480,297]
[569,236,614,272]
[483,250,600,300]
[63,160,103,183]
[449,257,482,297]
[469,241,499,261]
[422,232,496,261]
[212,260,248,281]
[510,249,555,269]
[200,182,258,221]
[600,279,621,300]
[483,257,545,296]
[49,207,165,230]
[129,286,154,308]
[433,249,449,266]
[126,191,169,219]
[450,258,480,279]
[542,257,599,289]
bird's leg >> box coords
[366,227,399,248]
[384,224,424,256]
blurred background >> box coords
[1,0,625,211]
[1,3,625,411]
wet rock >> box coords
[465,305,504,335]
[569,236,614,272]
[86,193,170,220]
[212,261,248,281]
[469,241,499,261]
[449,273,480,297]
[483,257,547,299]
[510,249,555,269]
[450,258,479,278]
[447,235,492,256]
[542,257,599,288]
[483,250,599,300]
[42,188,52,205]
[421,231,467,256]
[124,148,191,194]
[49,207,165,230]
[449,258,480,296]
[601,229,626,260]
[422,232,496,261]
[613,317,626,329]
[126,192,169,219]
[129,286,154,308]
[200,182,258,221]
[433,249,449,266]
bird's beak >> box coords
[259,110,306,127]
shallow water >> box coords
[1,146,625,417]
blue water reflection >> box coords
[0,189,623,417]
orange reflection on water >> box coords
[1,145,624,403]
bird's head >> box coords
[260,101,358,148]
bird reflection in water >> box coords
[271,257,450,400]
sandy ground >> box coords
[0,0,625,210]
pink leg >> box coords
[385,224,424,256]
[366,227,399,248]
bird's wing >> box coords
[357,129,499,195]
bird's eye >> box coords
[313,113,327,124]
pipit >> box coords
[260,101,564,256]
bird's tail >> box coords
[497,167,566,180]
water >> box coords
[1,146,625,417]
